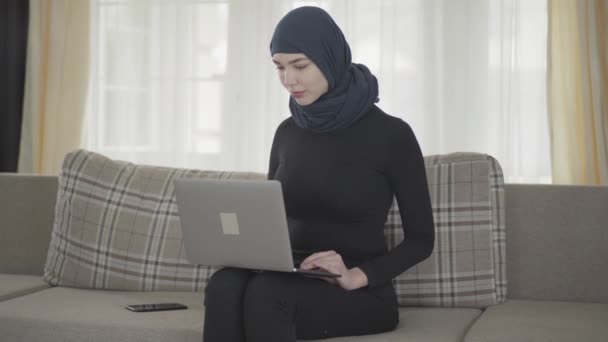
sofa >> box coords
[1,152,607,342]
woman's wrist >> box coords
[346,267,368,290]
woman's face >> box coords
[272,53,329,106]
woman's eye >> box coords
[295,65,308,70]
[275,66,284,70]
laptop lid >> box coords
[174,178,296,273]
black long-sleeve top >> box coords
[268,105,435,289]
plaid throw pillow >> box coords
[387,153,506,308]
[43,149,264,291]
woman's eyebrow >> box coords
[272,57,309,65]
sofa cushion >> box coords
[463,299,608,342]
[0,274,50,301]
[0,287,481,342]
[388,153,506,308]
[0,287,204,342]
[505,184,608,303]
[0,174,57,276]
[43,149,264,291]
[315,307,482,342]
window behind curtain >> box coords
[86,0,550,183]
[87,0,228,168]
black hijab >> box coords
[270,6,379,133]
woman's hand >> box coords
[299,250,368,291]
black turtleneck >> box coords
[268,105,435,289]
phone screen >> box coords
[125,303,188,312]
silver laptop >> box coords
[173,178,340,278]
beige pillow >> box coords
[387,153,506,308]
[44,149,264,291]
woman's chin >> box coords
[293,97,314,106]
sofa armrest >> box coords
[0,174,57,276]
[505,184,608,304]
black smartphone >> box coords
[125,303,188,312]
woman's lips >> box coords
[291,91,306,98]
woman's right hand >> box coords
[300,250,368,290]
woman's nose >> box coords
[283,70,297,86]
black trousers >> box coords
[202,267,399,341]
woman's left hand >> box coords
[300,250,368,291]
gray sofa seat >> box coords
[0,274,50,302]
[0,287,205,342]
[311,307,481,342]
[0,286,482,342]
[464,299,608,342]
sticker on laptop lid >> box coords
[219,212,240,235]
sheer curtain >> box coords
[86,0,550,183]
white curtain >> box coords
[86,0,550,183]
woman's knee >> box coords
[204,267,252,305]
[243,272,294,314]
[243,272,297,339]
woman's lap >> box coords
[205,267,399,340]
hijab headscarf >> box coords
[270,6,379,133]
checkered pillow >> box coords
[43,149,264,291]
[388,153,506,308]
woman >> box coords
[202,6,435,341]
